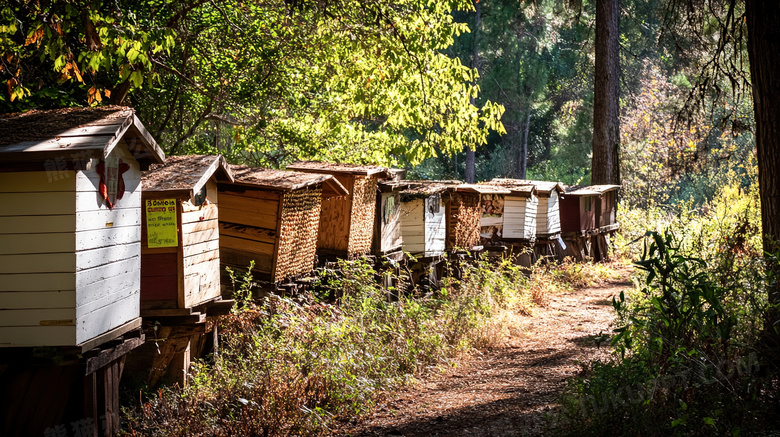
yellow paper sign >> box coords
[146,199,178,248]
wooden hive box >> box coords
[0,106,164,349]
[141,154,234,312]
[491,179,565,239]
[217,165,348,283]
[287,161,391,259]
[398,180,460,258]
[478,182,537,242]
[450,184,509,250]
[560,185,620,234]
[374,169,407,258]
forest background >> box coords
[0,0,757,212]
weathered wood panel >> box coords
[182,226,219,246]
[347,176,378,256]
[503,196,532,239]
[401,198,426,255]
[219,222,276,245]
[76,291,138,344]
[376,191,403,253]
[0,290,74,309]
[424,195,446,257]
[446,192,482,251]
[525,196,538,239]
[72,147,142,346]
[184,248,219,268]
[0,326,77,347]
[0,170,76,192]
[535,192,561,235]
[0,253,75,274]
[274,187,321,282]
[0,214,76,234]
[181,205,219,224]
[182,239,219,258]
[480,193,505,240]
[318,175,353,254]
[75,242,140,271]
[184,257,221,307]
[76,207,141,232]
[218,193,277,229]
[219,247,274,274]
[0,308,76,327]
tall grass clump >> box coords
[123,255,541,435]
[553,172,780,436]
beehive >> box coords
[560,184,621,261]
[286,161,390,259]
[448,184,508,250]
[490,179,564,238]
[141,154,234,310]
[218,166,348,282]
[0,106,163,437]
[374,169,407,257]
[0,106,164,348]
[398,181,461,258]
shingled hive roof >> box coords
[143,155,234,194]
[399,180,461,196]
[565,184,621,196]
[455,183,511,195]
[287,160,391,177]
[489,178,564,195]
[0,105,164,164]
[228,164,348,196]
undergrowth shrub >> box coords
[553,175,780,436]
[123,255,546,435]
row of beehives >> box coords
[0,107,621,436]
[0,106,622,350]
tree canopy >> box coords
[0,0,505,167]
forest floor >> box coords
[333,264,633,437]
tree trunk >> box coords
[517,110,531,179]
[465,0,481,184]
[747,1,780,297]
[592,0,621,185]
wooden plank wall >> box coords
[423,195,446,257]
[401,198,426,255]
[0,145,142,347]
[347,176,378,257]
[446,192,481,250]
[376,191,402,253]
[182,188,221,307]
[525,196,539,239]
[218,187,280,276]
[317,175,352,255]
[581,196,596,230]
[74,146,142,346]
[599,191,616,227]
[274,186,322,282]
[480,193,504,240]
[536,191,561,236]
[503,196,534,240]
[141,195,179,306]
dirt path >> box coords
[335,268,632,437]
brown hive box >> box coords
[286,161,390,260]
[140,154,235,311]
[218,165,348,282]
